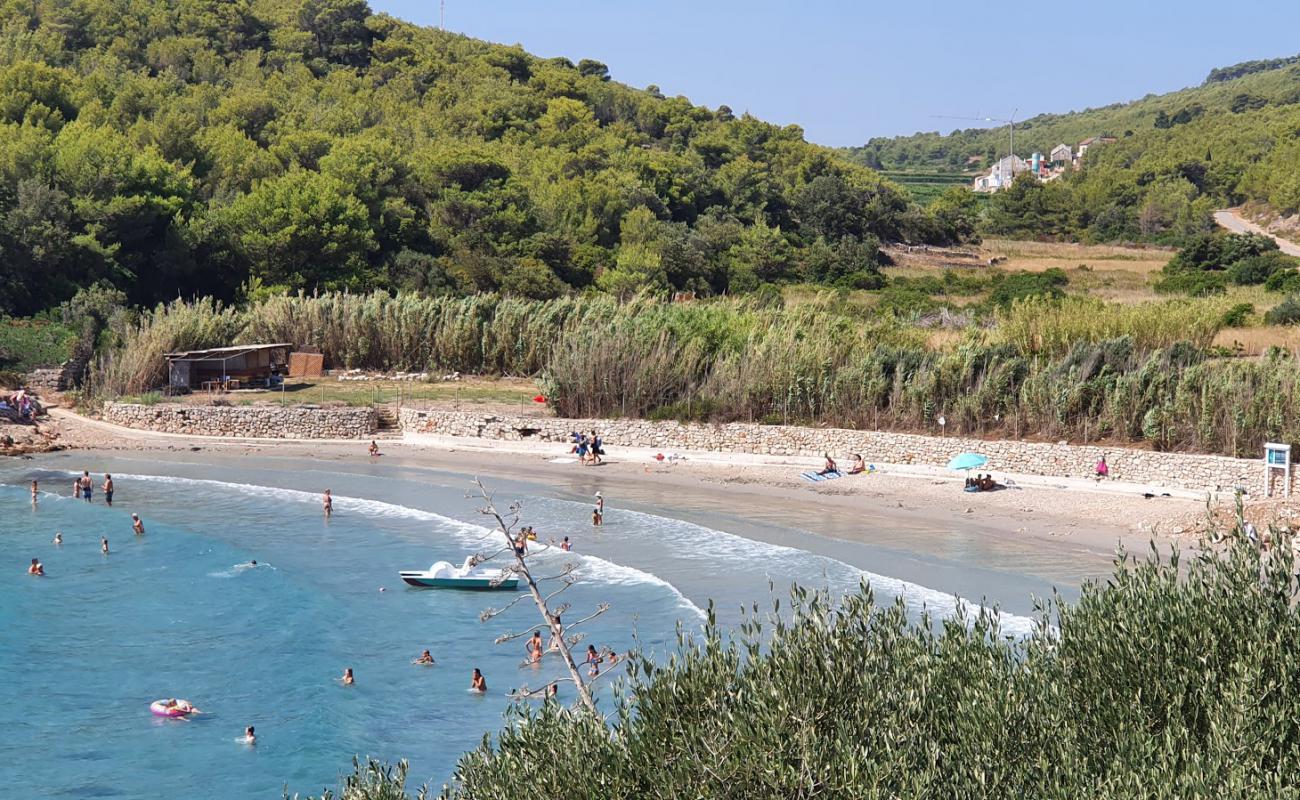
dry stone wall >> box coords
[103,402,375,439]
[399,408,1289,495]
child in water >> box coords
[470,668,486,693]
[413,649,435,665]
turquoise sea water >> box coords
[1,453,1043,797]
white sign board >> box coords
[1265,442,1291,497]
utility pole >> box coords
[439,0,445,30]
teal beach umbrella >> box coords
[946,452,988,471]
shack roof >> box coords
[164,343,293,361]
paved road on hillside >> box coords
[1214,209,1300,257]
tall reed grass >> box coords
[89,291,1300,456]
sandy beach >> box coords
[25,406,1225,592]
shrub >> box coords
[1265,268,1300,293]
[0,317,78,372]
[1265,295,1300,325]
[1228,252,1296,285]
[1220,302,1255,327]
[988,268,1068,307]
[1154,270,1228,296]
[437,537,1300,799]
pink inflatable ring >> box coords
[150,699,196,717]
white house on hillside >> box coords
[972,154,1027,192]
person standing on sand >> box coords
[322,489,333,517]
[103,474,114,507]
[132,514,145,535]
[1095,455,1109,480]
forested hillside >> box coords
[0,0,972,316]
[846,56,1300,244]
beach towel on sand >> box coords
[800,471,843,483]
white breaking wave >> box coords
[529,497,1045,639]
[99,472,706,618]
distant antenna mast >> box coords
[933,109,1019,161]
[439,0,445,30]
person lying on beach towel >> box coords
[817,453,838,476]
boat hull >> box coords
[400,574,519,590]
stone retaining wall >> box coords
[399,408,1289,495]
[103,402,376,439]
[27,357,89,391]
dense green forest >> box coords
[0,0,977,316]
[847,56,1300,244]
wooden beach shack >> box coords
[166,343,292,392]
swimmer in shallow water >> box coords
[52,531,62,546]
[413,649,435,665]
[527,631,544,664]
[101,537,109,554]
[132,514,145,535]
[244,726,256,745]
[30,480,37,503]
[322,489,333,517]
[340,667,354,686]
[28,558,43,576]
[470,668,486,692]
[560,536,571,552]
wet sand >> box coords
[41,408,1204,596]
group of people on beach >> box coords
[26,472,147,576]
[569,431,605,465]
[817,453,868,476]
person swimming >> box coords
[28,558,43,576]
[243,726,256,745]
[322,489,333,517]
[413,649,435,665]
[101,537,109,554]
[52,531,62,546]
[131,514,145,535]
[527,631,544,664]
[470,668,486,693]
[546,682,558,700]
[560,536,571,552]
[341,667,354,685]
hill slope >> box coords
[847,56,1300,171]
[0,0,967,316]
[847,57,1300,243]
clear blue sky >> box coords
[371,0,1300,147]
